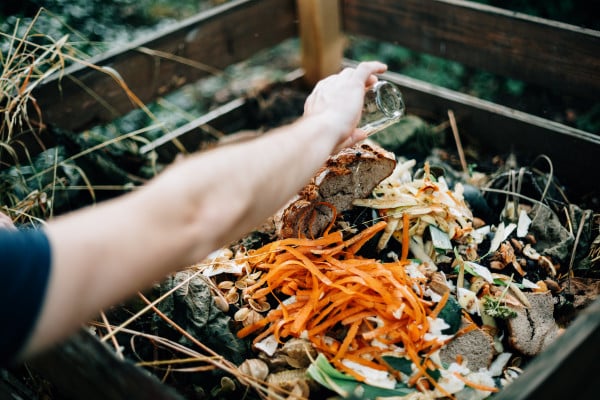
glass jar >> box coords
[359,80,405,137]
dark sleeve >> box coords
[0,228,52,366]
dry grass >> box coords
[0,10,95,220]
[1,9,79,148]
[0,9,169,221]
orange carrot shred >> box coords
[453,372,499,393]
[346,220,387,254]
[315,201,337,236]
[236,317,270,339]
[430,290,450,320]
[236,224,463,394]
[333,320,360,362]
[401,211,410,261]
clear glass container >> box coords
[359,80,405,137]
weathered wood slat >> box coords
[388,74,599,198]
[31,0,296,134]
[142,61,599,200]
[347,60,599,197]
[139,69,306,162]
[3,0,296,165]
[0,368,39,400]
[27,329,185,400]
[139,97,253,162]
[342,0,600,98]
[297,0,345,85]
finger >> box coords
[339,67,355,77]
[365,74,379,87]
[335,128,367,152]
[303,95,317,115]
[353,61,387,82]
[351,128,368,143]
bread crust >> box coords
[274,141,396,239]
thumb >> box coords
[334,128,368,154]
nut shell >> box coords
[239,358,269,381]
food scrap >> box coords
[196,144,599,399]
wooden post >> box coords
[27,329,186,400]
[296,0,345,86]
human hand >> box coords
[303,61,388,152]
[0,211,16,230]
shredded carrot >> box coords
[333,320,360,362]
[236,222,458,393]
[289,273,320,334]
[277,230,344,249]
[338,352,389,371]
[280,245,332,285]
[335,362,368,382]
[453,372,500,393]
[236,317,270,338]
[315,201,337,235]
[253,323,277,344]
[454,322,478,337]
[401,212,410,261]
[346,220,387,254]
[429,290,450,319]
[362,319,403,341]
[308,305,365,337]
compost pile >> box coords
[69,84,597,400]
[138,121,599,400]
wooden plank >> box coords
[30,0,297,134]
[342,60,599,198]
[296,0,345,85]
[139,69,306,162]
[28,329,185,400]
[0,369,39,400]
[139,98,253,162]
[341,0,600,98]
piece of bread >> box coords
[506,291,559,356]
[440,322,496,371]
[274,141,396,239]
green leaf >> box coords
[382,355,413,375]
[455,262,476,277]
[382,355,442,383]
[482,295,517,319]
[307,354,415,399]
[427,368,442,381]
[437,296,462,334]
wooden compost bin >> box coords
[2,0,599,399]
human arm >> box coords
[0,210,15,230]
[18,61,387,359]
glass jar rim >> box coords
[374,81,405,118]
